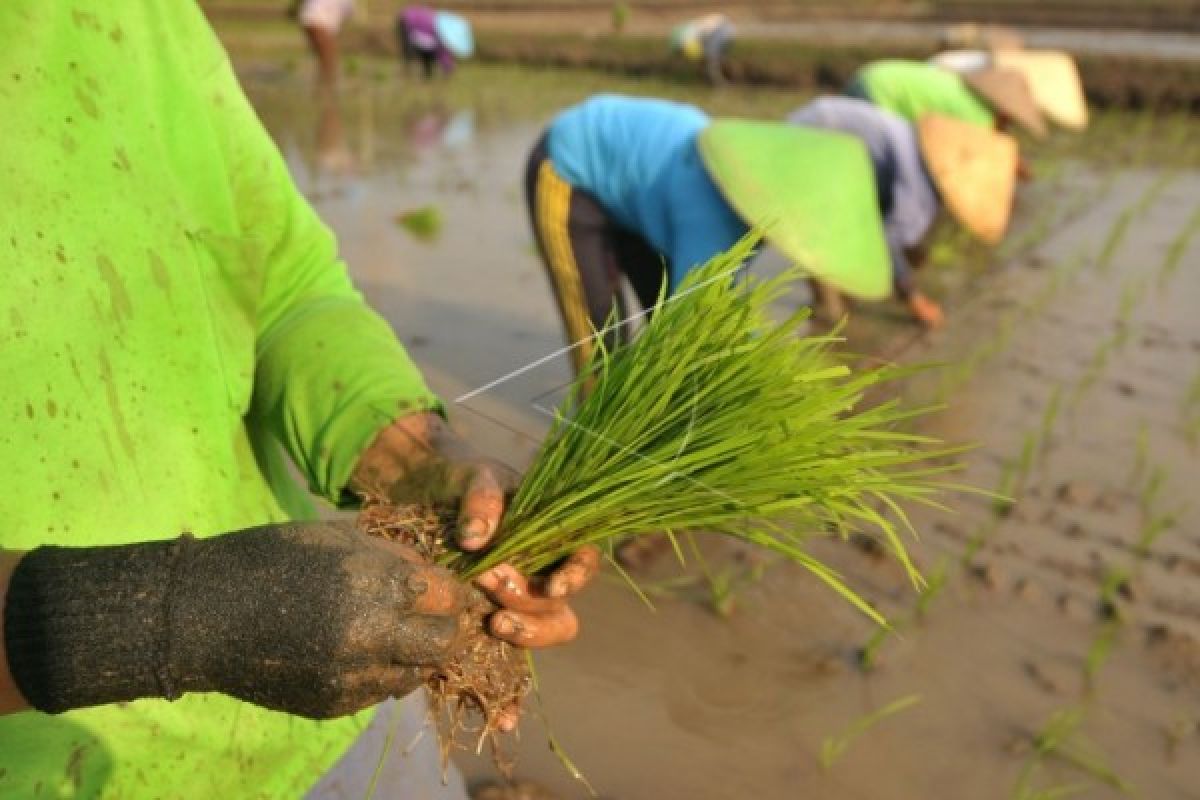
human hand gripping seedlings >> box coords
[351,411,601,731]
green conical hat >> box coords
[697,120,892,299]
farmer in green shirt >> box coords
[848,59,1046,138]
[0,2,596,797]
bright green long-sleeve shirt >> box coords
[856,59,995,129]
[0,2,438,796]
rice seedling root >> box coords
[358,499,531,774]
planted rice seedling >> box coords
[1139,466,1166,516]
[1070,334,1119,407]
[1012,706,1132,799]
[1083,620,1120,688]
[361,236,961,762]
[992,460,1020,518]
[1096,207,1135,272]
[961,517,1000,567]
[1136,511,1178,559]
[913,556,950,619]
[1158,207,1200,286]
[858,553,951,670]
[857,623,892,671]
[819,694,921,770]
[1015,430,1038,486]
[1038,386,1064,460]
[1117,277,1145,330]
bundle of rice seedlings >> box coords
[360,234,958,765]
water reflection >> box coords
[246,75,568,465]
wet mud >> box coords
[239,63,1200,798]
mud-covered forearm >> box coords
[4,537,182,712]
[2,523,467,719]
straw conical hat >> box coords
[993,49,1088,131]
[917,115,1017,244]
[697,120,892,299]
[962,67,1047,137]
[940,22,1024,51]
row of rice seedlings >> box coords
[1083,460,1180,690]
[935,240,1091,408]
[1011,706,1133,799]
[929,237,1089,409]
[1091,163,1170,274]
[934,311,1021,400]
[818,694,921,770]
[1157,207,1200,286]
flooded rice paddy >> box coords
[241,61,1200,799]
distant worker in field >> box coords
[670,13,735,86]
[848,59,1047,139]
[396,6,474,79]
[297,0,356,87]
[939,22,1024,52]
[789,96,1022,328]
[523,93,904,374]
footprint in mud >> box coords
[1145,624,1200,691]
[1022,659,1078,696]
[660,647,838,739]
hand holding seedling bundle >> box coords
[358,235,959,764]
[2,413,598,731]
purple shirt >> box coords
[400,6,455,72]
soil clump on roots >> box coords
[357,500,532,772]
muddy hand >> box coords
[908,291,945,329]
[172,522,472,719]
[0,522,470,720]
[474,547,601,647]
[351,412,517,551]
[473,546,601,731]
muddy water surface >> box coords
[243,66,1200,799]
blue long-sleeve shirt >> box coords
[546,94,751,289]
[788,96,940,298]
